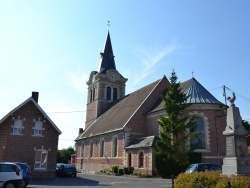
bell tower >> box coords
[85,32,128,129]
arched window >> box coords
[113,136,118,157]
[107,86,111,100]
[139,152,144,168]
[190,117,206,150]
[81,143,85,158]
[128,153,132,167]
[90,141,93,157]
[113,88,117,100]
[100,139,105,157]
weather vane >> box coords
[192,71,194,78]
[107,21,111,28]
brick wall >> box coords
[0,101,59,179]
[145,103,227,166]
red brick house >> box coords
[0,92,61,178]
[75,32,227,175]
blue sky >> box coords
[1,1,250,149]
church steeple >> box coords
[85,31,127,129]
[98,31,116,74]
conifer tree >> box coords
[155,70,196,176]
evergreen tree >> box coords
[155,70,196,177]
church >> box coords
[75,32,227,175]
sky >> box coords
[0,1,250,149]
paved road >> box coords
[29,173,173,188]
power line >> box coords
[225,86,250,103]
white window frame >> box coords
[34,149,48,170]
[188,112,210,152]
[12,119,23,134]
[33,121,44,136]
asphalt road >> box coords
[29,173,173,188]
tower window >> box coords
[113,88,117,100]
[92,88,95,101]
[90,89,93,102]
[107,87,111,100]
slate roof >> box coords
[125,136,159,149]
[148,77,224,114]
[77,78,164,139]
[98,31,116,74]
[0,96,62,134]
[181,78,223,104]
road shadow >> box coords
[29,176,109,187]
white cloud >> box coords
[132,43,180,85]
[68,72,88,92]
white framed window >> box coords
[187,112,210,152]
[33,121,44,136]
[190,116,207,150]
[12,119,23,134]
[34,149,48,170]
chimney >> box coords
[79,128,83,135]
[32,92,39,103]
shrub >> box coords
[138,172,147,177]
[111,165,119,174]
[119,168,124,175]
[174,171,250,188]
[123,167,129,174]
[100,167,112,174]
[128,167,134,174]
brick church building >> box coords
[75,32,227,175]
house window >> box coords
[190,117,206,150]
[34,149,48,169]
[34,121,43,136]
[113,88,117,100]
[112,136,118,157]
[100,139,105,157]
[107,87,111,100]
[81,143,84,158]
[139,152,144,168]
[12,119,23,134]
[90,141,93,158]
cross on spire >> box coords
[107,21,111,28]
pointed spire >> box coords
[98,31,116,74]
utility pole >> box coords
[223,85,227,106]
